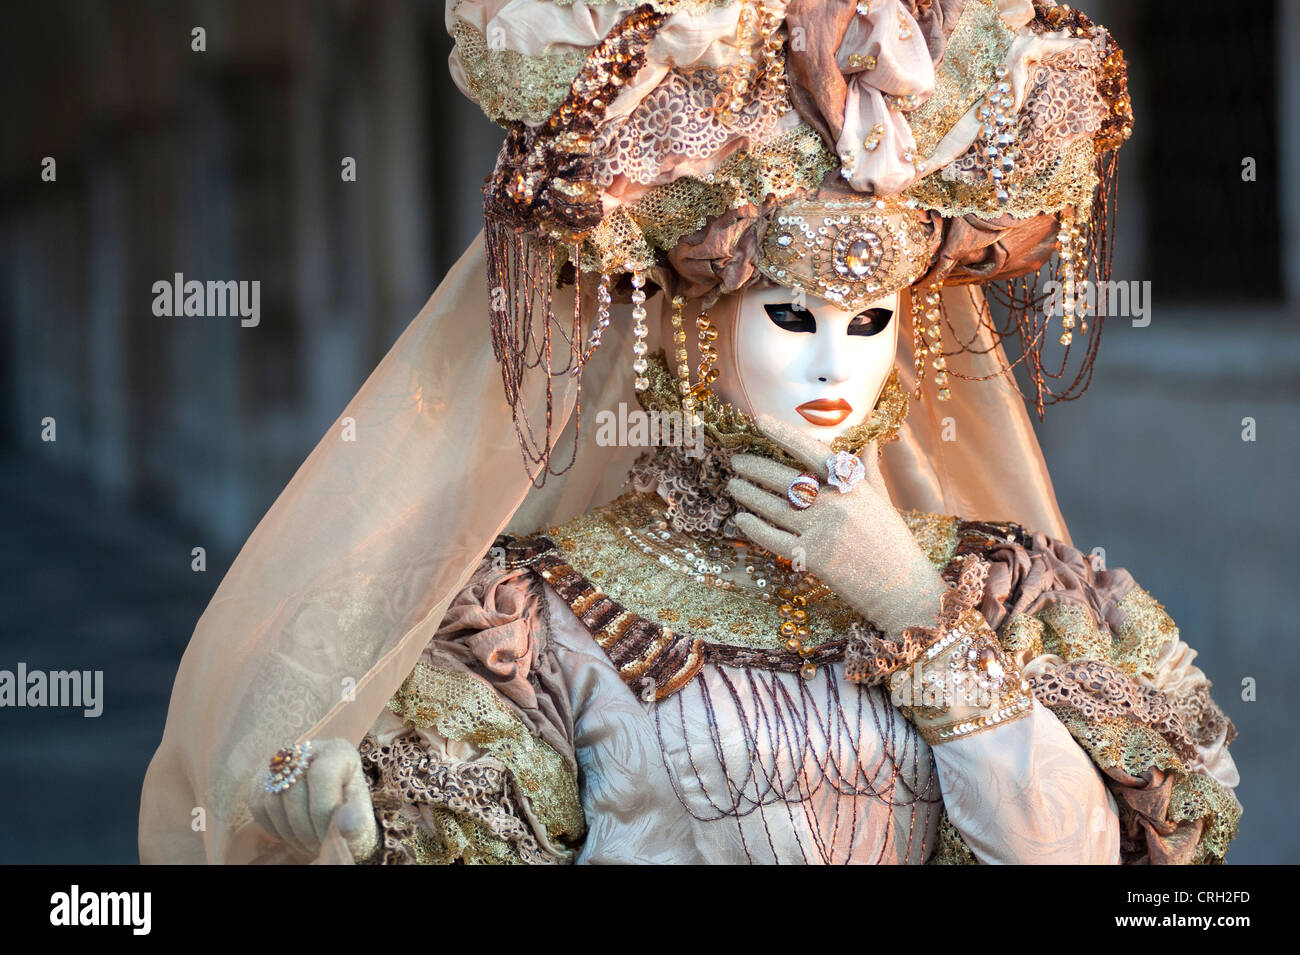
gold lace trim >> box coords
[1172,772,1241,863]
[1111,587,1181,680]
[1001,580,1239,862]
[1049,707,1240,862]
[928,808,980,865]
[414,810,531,865]
[1003,586,1180,682]
[584,123,836,272]
[900,509,963,568]
[975,576,1236,863]
[1053,708,1181,776]
[1034,600,1111,663]
[550,493,853,648]
[386,662,585,843]
[907,135,1098,221]
[907,0,1015,158]
[1000,612,1046,662]
[452,17,593,126]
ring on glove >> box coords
[825,450,866,493]
[265,741,313,794]
[786,472,820,510]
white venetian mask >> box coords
[709,285,901,443]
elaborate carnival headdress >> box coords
[452,0,1132,478]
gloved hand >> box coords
[726,413,948,641]
[250,738,379,862]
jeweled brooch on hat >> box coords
[757,196,932,312]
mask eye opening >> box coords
[848,307,893,337]
[763,302,816,333]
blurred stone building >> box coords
[1,0,501,550]
[1,0,1296,862]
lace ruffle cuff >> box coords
[892,606,1034,744]
[845,554,1032,744]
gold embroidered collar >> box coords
[545,492,960,653]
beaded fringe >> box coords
[652,663,941,864]
[979,152,1121,418]
[484,219,587,484]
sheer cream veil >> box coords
[137,232,1067,863]
[886,283,1070,545]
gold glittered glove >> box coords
[726,413,949,642]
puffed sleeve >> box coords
[876,551,1120,864]
[955,521,1242,864]
[357,553,586,864]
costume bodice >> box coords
[515,490,996,863]
[546,587,942,863]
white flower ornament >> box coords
[825,451,866,493]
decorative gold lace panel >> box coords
[584,124,836,272]
[1111,586,1181,680]
[410,813,531,865]
[1001,611,1046,662]
[451,17,593,126]
[546,492,959,652]
[386,661,586,844]
[900,509,963,568]
[928,808,980,865]
[1172,772,1239,863]
[551,493,842,648]
[908,135,1097,220]
[362,733,558,865]
[1049,707,1240,863]
[1002,585,1181,682]
[907,0,1015,158]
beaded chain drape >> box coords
[653,666,941,864]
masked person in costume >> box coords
[139,0,1241,865]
